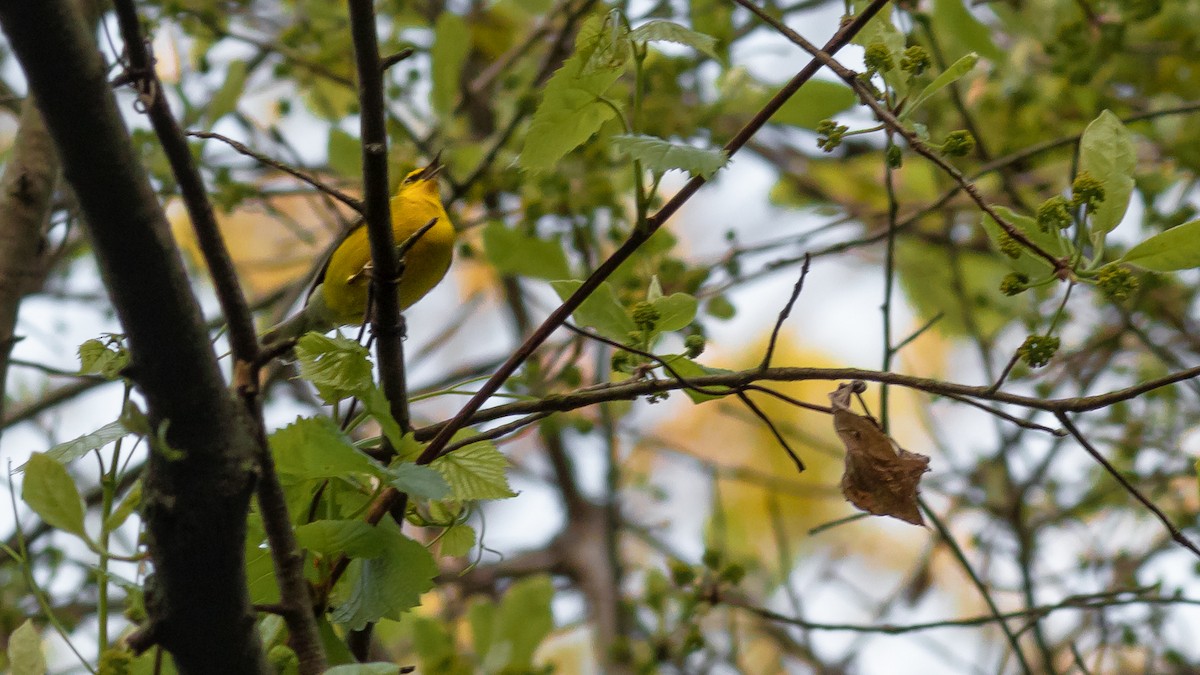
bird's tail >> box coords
[260,285,336,351]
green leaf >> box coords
[325,665,406,675]
[411,616,467,673]
[931,0,1002,62]
[689,0,733,61]
[550,280,637,342]
[661,355,734,403]
[389,462,452,500]
[904,53,979,118]
[359,385,404,449]
[104,479,142,532]
[706,295,735,319]
[477,576,555,671]
[295,332,374,403]
[431,13,470,118]
[270,417,379,482]
[331,527,437,629]
[207,60,247,125]
[1121,219,1200,271]
[22,453,88,542]
[8,619,46,675]
[629,19,722,62]
[438,523,476,557]
[1079,110,1136,240]
[650,293,697,333]
[431,441,517,501]
[77,337,128,379]
[772,80,857,130]
[327,128,362,180]
[41,420,130,466]
[295,520,387,558]
[482,222,572,280]
[611,134,728,179]
[519,17,625,173]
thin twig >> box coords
[760,253,810,370]
[187,130,363,214]
[737,391,805,472]
[1055,411,1200,560]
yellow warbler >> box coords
[262,159,455,346]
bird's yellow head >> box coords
[399,156,444,200]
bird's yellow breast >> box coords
[320,180,455,324]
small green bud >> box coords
[701,549,722,569]
[267,645,299,674]
[99,647,134,675]
[816,119,849,152]
[684,334,706,358]
[669,560,697,586]
[1036,195,1073,231]
[999,272,1030,296]
[863,41,895,72]
[941,130,975,157]
[1071,171,1106,211]
[886,144,903,168]
[1017,334,1061,368]
[900,45,931,75]
[611,350,632,372]
[631,301,660,331]
[719,563,746,585]
[1096,265,1139,301]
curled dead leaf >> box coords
[829,381,930,526]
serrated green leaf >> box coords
[78,338,128,379]
[295,520,387,558]
[208,60,247,125]
[772,80,857,130]
[431,13,470,117]
[431,442,517,500]
[611,134,728,179]
[519,16,624,173]
[331,527,437,629]
[270,417,379,481]
[904,53,979,118]
[40,421,130,466]
[1079,110,1136,240]
[8,619,46,675]
[327,128,362,180]
[482,222,572,279]
[295,332,374,403]
[22,453,88,542]
[1121,219,1200,270]
[629,19,721,62]
[650,293,697,333]
[389,462,451,500]
[438,523,476,557]
[104,479,142,532]
[550,280,637,342]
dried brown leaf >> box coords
[829,381,930,526]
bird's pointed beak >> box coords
[417,151,444,181]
